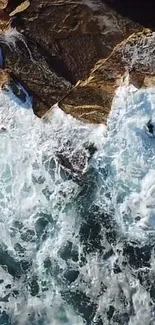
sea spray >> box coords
[0,82,155,324]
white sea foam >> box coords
[0,83,155,324]
[94,84,155,241]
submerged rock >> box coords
[146,119,154,136]
[56,142,97,182]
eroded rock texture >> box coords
[59,29,155,123]
[0,0,155,123]
[0,0,142,119]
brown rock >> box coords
[1,40,72,115]
[0,1,30,35]
[9,0,30,17]
[0,9,11,34]
[59,29,155,124]
[14,0,141,83]
[0,68,11,88]
[2,1,155,124]
[0,0,8,9]
[59,46,124,124]
[0,0,142,118]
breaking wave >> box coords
[0,81,155,325]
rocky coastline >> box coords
[0,0,155,123]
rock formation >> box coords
[0,0,8,10]
[0,0,142,119]
[0,0,29,34]
[0,68,10,88]
[0,9,11,34]
[0,0,155,123]
[59,29,155,123]
[9,1,30,17]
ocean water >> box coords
[0,82,155,325]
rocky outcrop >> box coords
[0,1,155,123]
[0,68,10,87]
[58,29,155,123]
[0,9,11,33]
[56,142,97,183]
[0,0,142,118]
[2,40,72,116]
[0,1,30,34]
[0,0,8,10]
[12,0,141,81]
[9,1,30,16]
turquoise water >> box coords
[0,83,155,325]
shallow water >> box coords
[0,83,155,325]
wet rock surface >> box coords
[0,0,29,34]
[59,29,155,123]
[56,141,97,183]
[0,0,155,123]
[1,39,71,116]
[0,68,10,88]
[0,0,142,120]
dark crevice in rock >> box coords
[8,70,49,116]
[104,0,155,30]
[9,80,27,102]
[3,36,75,85]
[1,36,72,115]
[6,0,26,13]
[28,38,76,84]
[7,71,33,98]
[56,34,106,82]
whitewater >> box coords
[0,80,155,325]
